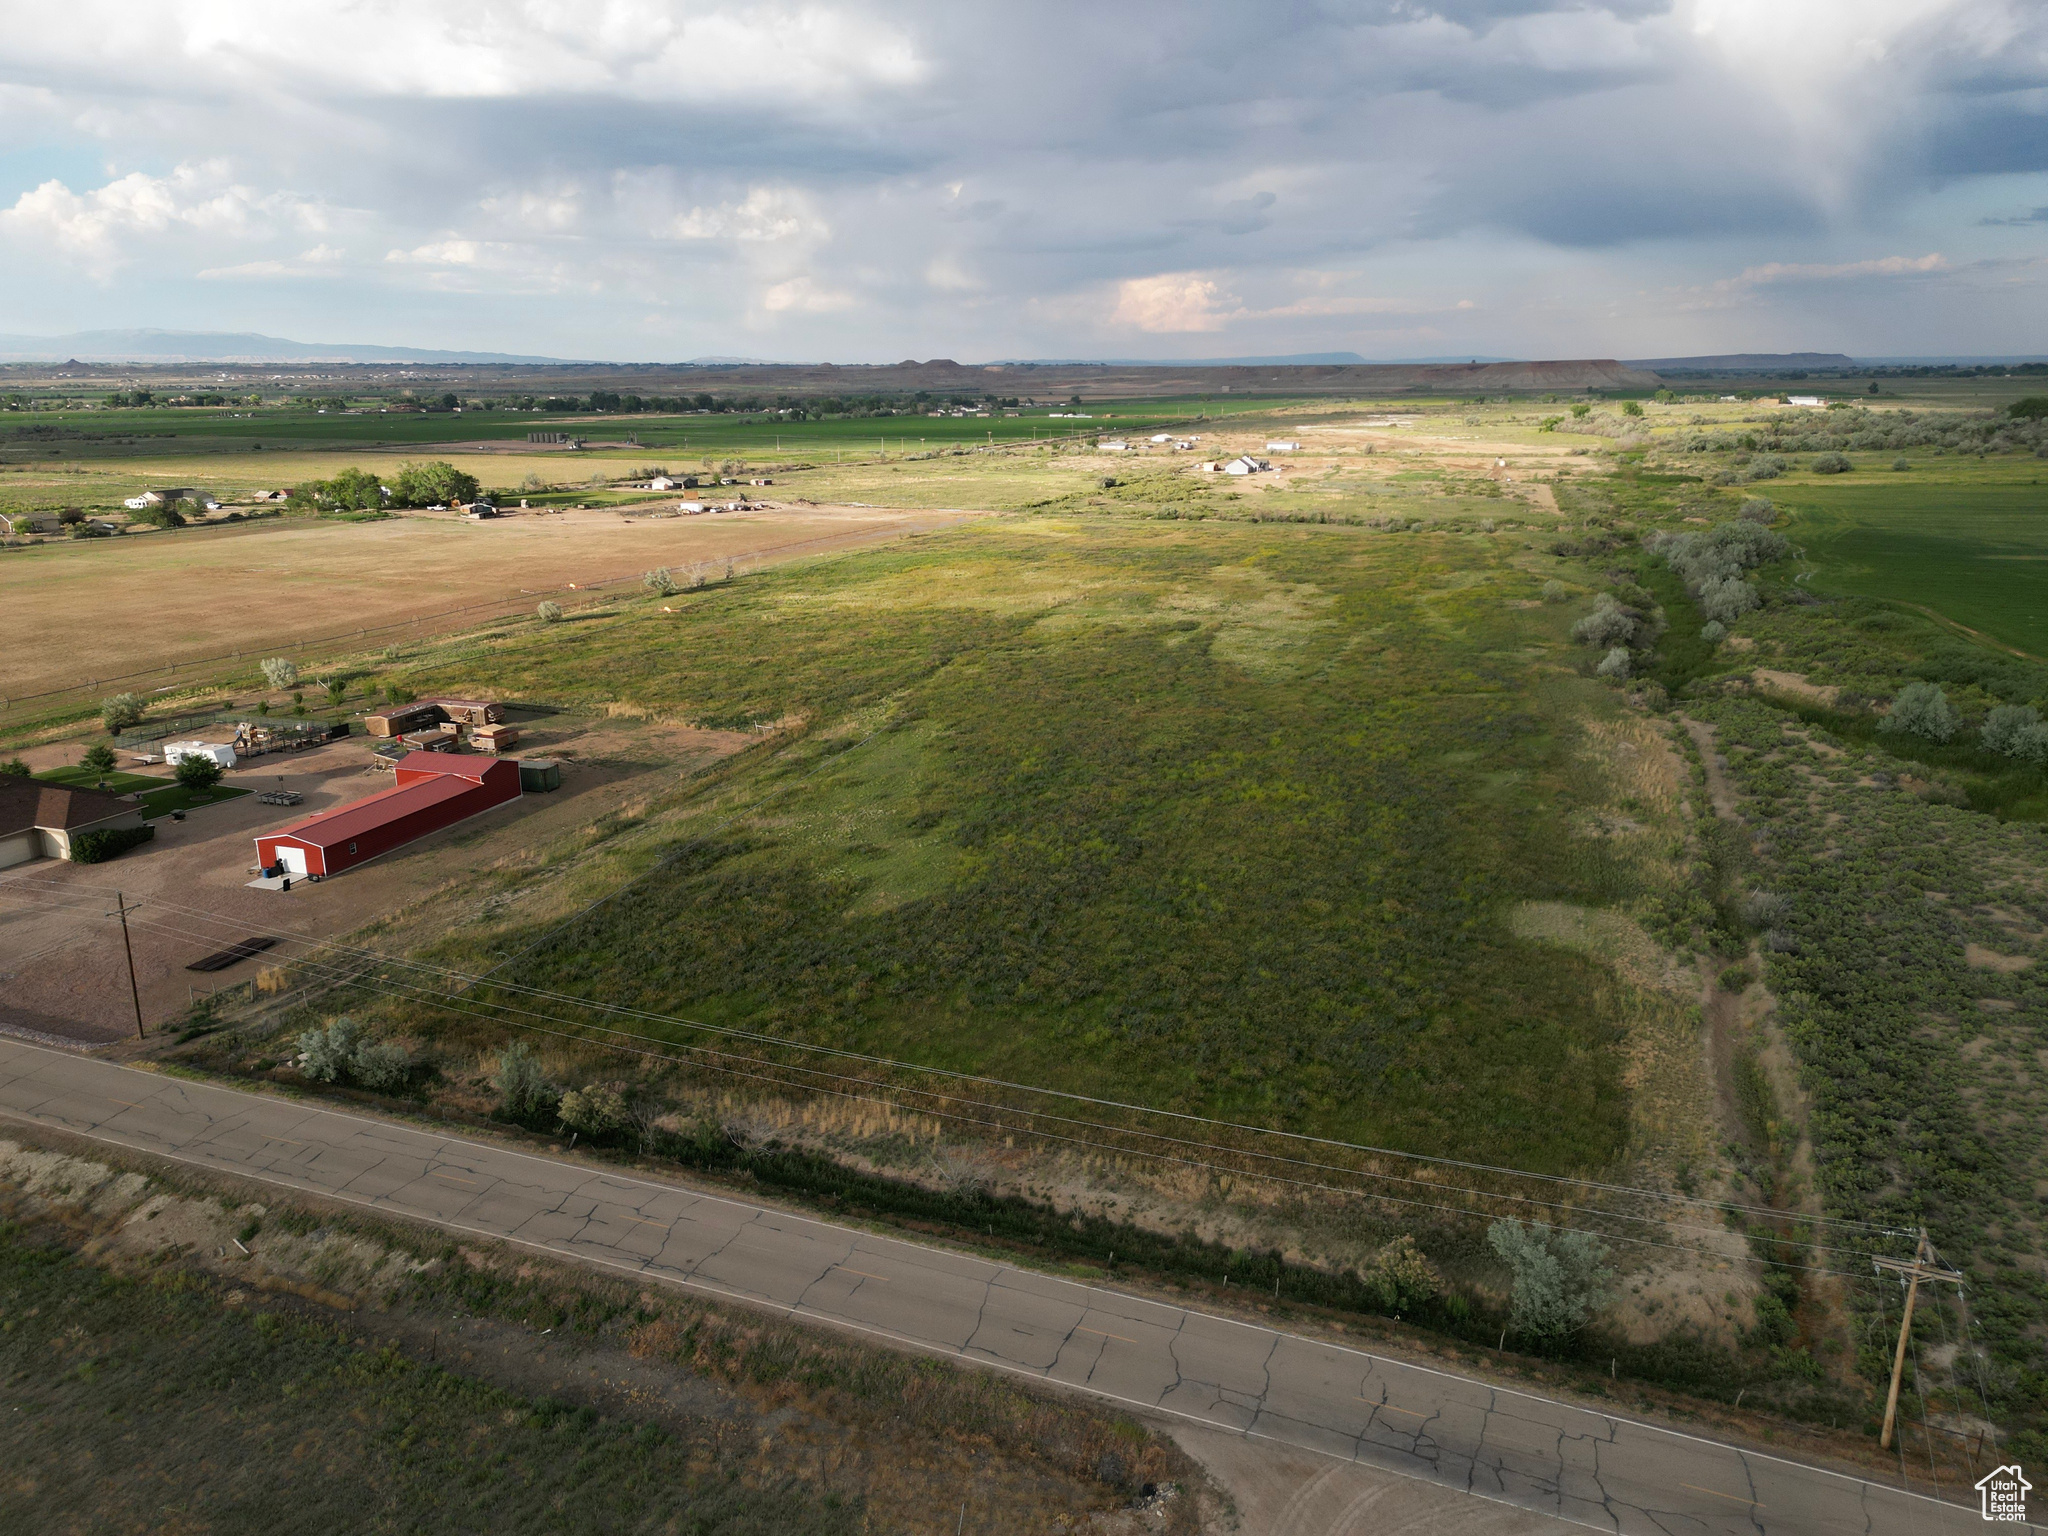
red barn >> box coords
[255,754,522,878]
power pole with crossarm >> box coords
[1873,1228,1965,1451]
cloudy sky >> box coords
[0,0,2043,361]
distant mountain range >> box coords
[0,329,577,364]
[1624,352,1857,372]
[1002,352,1522,367]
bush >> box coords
[81,743,117,774]
[1880,681,1958,743]
[559,1082,632,1137]
[643,567,678,597]
[68,824,154,863]
[99,692,144,736]
[536,600,563,623]
[493,1042,558,1124]
[1737,496,1775,523]
[1570,594,1639,649]
[0,757,27,777]
[1596,646,1632,680]
[1695,574,1760,624]
[1621,400,1644,417]
[1486,1219,1614,1341]
[296,1016,410,1088]
[1700,620,1726,643]
[1892,457,1910,471]
[1811,452,1852,474]
[1540,579,1569,603]
[173,755,224,792]
[260,657,298,690]
[1980,704,2046,761]
[1742,890,1791,929]
[1356,1235,1440,1315]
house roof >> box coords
[264,773,477,849]
[0,777,138,838]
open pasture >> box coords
[1772,468,2048,655]
[0,502,971,704]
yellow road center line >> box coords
[108,1099,144,1108]
[1359,1399,1428,1417]
[434,1173,478,1186]
[1680,1483,1763,1507]
[840,1268,890,1282]
[1078,1327,1138,1344]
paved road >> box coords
[0,1039,2015,1535]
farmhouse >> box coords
[0,778,147,870]
[254,753,522,879]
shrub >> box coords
[99,692,144,735]
[493,1042,558,1123]
[326,678,347,704]
[1540,579,1569,603]
[1356,1235,1440,1314]
[643,567,678,597]
[1737,496,1775,523]
[81,743,117,773]
[1695,574,1760,624]
[1486,1219,1614,1341]
[1621,400,1644,417]
[1596,646,1632,680]
[1570,402,1591,419]
[536,600,563,623]
[1700,620,1726,643]
[297,1017,366,1083]
[1880,681,1958,743]
[1742,890,1791,929]
[1736,453,1784,482]
[559,1082,632,1137]
[1811,452,1852,474]
[1892,457,1910,471]
[297,1016,410,1088]
[174,755,224,792]
[1719,964,1754,992]
[0,757,27,776]
[260,657,298,690]
[1570,594,1639,648]
[1981,704,2041,756]
[68,824,154,863]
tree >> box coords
[389,460,481,507]
[81,743,117,774]
[261,657,298,690]
[1596,646,1632,680]
[325,677,347,705]
[2006,397,2048,421]
[321,466,386,510]
[643,567,678,596]
[0,757,28,776]
[174,754,224,792]
[536,600,563,622]
[100,692,144,736]
[559,1082,632,1137]
[1569,594,1638,649]
[1487,1219,1614,1341]
[1621,400,1644,417]
[1982,704,2048,763]
[1880,681,1958,743]
[1570,402,1592,419]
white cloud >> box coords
[760,275,853,313]
[0,162,325,278]
[1728,253,1949,286]
[1112,273,1234,332]
[668,188,812,243]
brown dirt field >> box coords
[0,716,749,1043]
[0,503,979,703]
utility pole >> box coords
[108,892,145,1039]
[1874,1229,1964,1450]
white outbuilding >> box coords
[1265,440,1300,452]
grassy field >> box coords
[1772,470,2048,655]
[378,515,1669,1172]
[0,504,962,704]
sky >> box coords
[0,0,2043,363]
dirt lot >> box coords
[0,502,980,703]
[0,716,750,1044]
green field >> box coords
[1775,471,2048,655]
[388,516,1670,1173]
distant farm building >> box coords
[1222,456,1270,476]
[0,779,146,869]
[1265,441,1300,452]
[1098,440,1129,452]
[254,754,522,879]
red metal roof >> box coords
[267,773,476,848]
[391,752,496,782]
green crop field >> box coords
[383,515,1676,1173]
[1772,470,2048,656]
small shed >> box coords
[519,759,561,793]
[472,723,521,754]
[365,702,447,738]
[422,697,504,727]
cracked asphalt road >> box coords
[0,1038,2011,1535]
